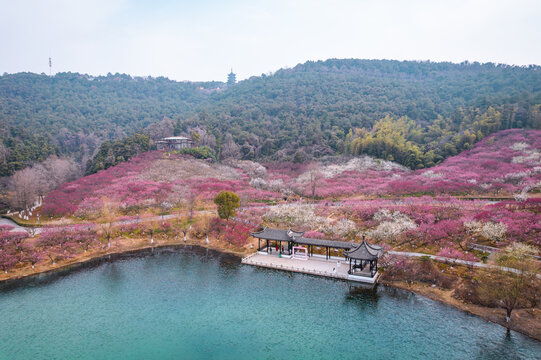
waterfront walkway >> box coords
[241,253,379,284]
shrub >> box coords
[214,191,240,220]
[382,256,455,289]
[177,146,215,160]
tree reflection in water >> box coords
[473,329,529,360]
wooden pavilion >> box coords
[250,228,383,278]
[344,236,383,277]
[250,228,304,256]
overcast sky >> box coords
[1,0,540,82]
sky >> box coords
[1,0,540,82]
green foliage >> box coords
[343,105,521,168]
[213,191,240,220]
[85,133,150,175]
[0,126,57,176]
[1,60,540,171]
[190,132,201,143]
[189,60,540,165]
[176,146,215,160]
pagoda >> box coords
[227,69,236,85]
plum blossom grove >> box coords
[3,129,535,279]
[42,152,282,217]
[252,195,540,253]
[263,204,357,237]
[261,129,541,198]
[42,130,541,219]
[0,225,31,273]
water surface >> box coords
[0,246,539,359]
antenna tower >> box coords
[49,57,52,76]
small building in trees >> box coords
[156,136,193,151]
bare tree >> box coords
[42,156,80,187]
[190,126,217,149]
[186,190,198,226]
[12,156,81,206]
[141,211,158,244]
[147,117,175,140]
[99,200,117,248]
[180,218,189,242]
[198,213,213,244]
[0,143,9,169]
[173,187,198,237]
[9,168,38,215]
[478,243,539,325]
[308,166,323,202]
[30,164,52,204]
[221,133,241,160]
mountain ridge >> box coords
[1,59,540,176]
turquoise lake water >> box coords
[0,246,539,359]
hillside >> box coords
[42,129,541,218]
[294,128,541,197]
[1,59,541,176]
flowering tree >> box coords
[0,252,18,273]
[366,209,417,243]
[1,231,30,253]
[436,247,478,262]
[26,251,44,269]
[211,218,251,246]
[303,230,325,239]
[46,253,66,266]
[0,225,14,234]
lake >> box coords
[0,246,539,359]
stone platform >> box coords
[241,252,379,284]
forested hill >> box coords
[0,72,219,133]
[211,59,541,125]
[1,59,540,175]
[0,72,219,175]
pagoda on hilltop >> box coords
[227,69,236,85]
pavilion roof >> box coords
[251,227,383,256]
[251,227,357,249]
[250,228,304,241]
[162,136,189,140]
[295,237,355,250]
[344,239,383,260]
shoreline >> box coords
[382,280,541,343]
[0,237,247,288]
[0,239,539,342]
